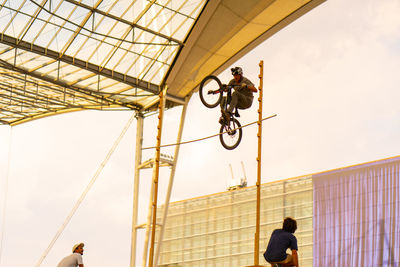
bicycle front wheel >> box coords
[199,75,223,108]
[219,118,242,150]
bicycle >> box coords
[199,75,243,150]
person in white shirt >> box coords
[57,242,85,267]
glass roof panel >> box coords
[68,6,90,25]
[98,0,120,11]
[106,21,132,42]
[0,12,12,31]
[36,6,52,21]
[20,1,37,15]
[50,28,77,51]
[77,74,100,90]
[0,0,208,124]
[22,19,46,42]
[11,14,32,37]
[36,61,59,78]
[0,48,14,62]
[33,27,56,47]
[3,1,21,10]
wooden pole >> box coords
[256,60,264,265]
[247,60,265,267]
[148,87,167,267]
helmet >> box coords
[231,67,243,75]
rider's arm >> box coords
[292,249,299,267]
[241,83,257,92]
[247,85,257,92]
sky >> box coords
[1,0,400,266]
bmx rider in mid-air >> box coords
[219,66,258,124]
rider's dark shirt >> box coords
[264,229,298,262]
[228,76,254,97]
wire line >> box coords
[35,112,136,267]
[142,114,277,150]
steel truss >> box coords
[131,90,190,267]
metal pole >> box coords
[130,112,144,267]
[255,60,264,266]
[142,171,155,267]
[154,95,190,266]
[148,87,167,267]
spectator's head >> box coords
[72,243,84,255]
[282,217,297,233]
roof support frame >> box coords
[0,81,106,110]
[0,106,34,116]
[0,118,11,124]
[0,58,137,109]
[0,92,51,111]
[0,33,186,104]
[0,71,105,106]
[0,33,161,95]
[0,86,67,109]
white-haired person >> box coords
[57,242,85,267]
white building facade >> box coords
[157,175,313,267]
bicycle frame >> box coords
[209,84,238,116]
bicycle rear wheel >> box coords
[219,118,242,150]
[199,75,223,108]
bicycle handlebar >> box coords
[207,84,242,95]
[207,89,221,95]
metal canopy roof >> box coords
[0,0,324,125]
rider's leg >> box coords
[229,92,253,113]
[220,96,227,111]
[227,92,239,113]
[236,94,254,110]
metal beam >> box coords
[0,33,161,95]
[0,72,104,106]
[130,112,144,267]
[0,34,186,105]
[154,94,191,266]
[0,58,138,109]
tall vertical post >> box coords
[130,112,144,267]
[142,166,156,267]
[148,86,167,267]
[255,60,264,266]
[154,95,190,266]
